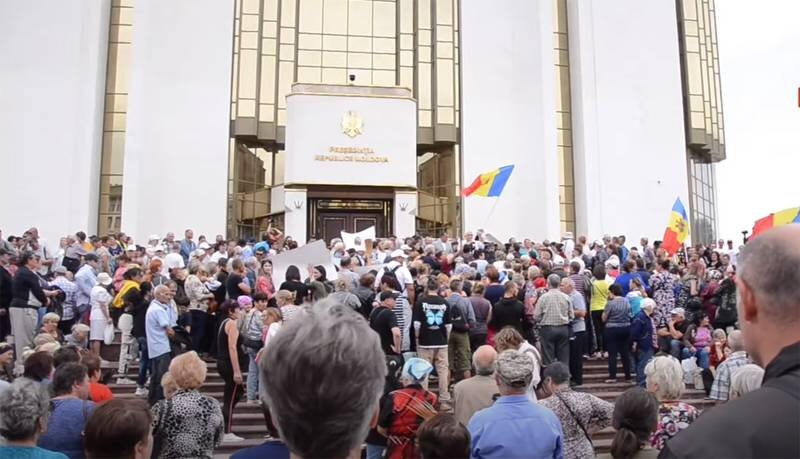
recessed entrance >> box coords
[309,198,391,243]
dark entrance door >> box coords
[310,199,391,243]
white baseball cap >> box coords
[97,273,113,286]
[390,249,408,259]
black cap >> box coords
[379,291,399,302]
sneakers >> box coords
[116,377,137,385]
[222,433,245,443]
[134,387,148,397]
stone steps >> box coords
[103,335,711,457]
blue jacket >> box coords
[630,310,654,350]
[468,395,563,459]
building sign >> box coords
[284,85,417,188]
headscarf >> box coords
[402,357,433,384]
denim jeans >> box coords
[246,348,260,401]
[669,339,685,360]
[634,347,654,387]
[366,443,386,459]
[681,346,710,369]
[136,336,150,387]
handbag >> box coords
[242,312,264,350]
[103,322,115,346]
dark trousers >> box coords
[469,332,487,353]
[591,311,606,353]
[0,309,10,342]
[605,326,631,380]
[148,352,172,405]
[189,310,208,352]
[137,336,150,387]
[58,317,76,338]
[540,325,570,367]
[584,311,596,354]
[217,358,243,433]
[569,331,586,385]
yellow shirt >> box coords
[590,279,610,312]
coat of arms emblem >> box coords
[341,111,363,138]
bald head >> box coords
[472,345,498,376]
[738,225,800,325]
[727,330,744,352]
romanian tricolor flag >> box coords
[462,165,514,197]
[661,198,689,256]
[751,206,800,238]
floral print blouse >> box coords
[651,401,700,450]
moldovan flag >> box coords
[462,165,514,197]
[751,206,800,238]
[661,198,689,256]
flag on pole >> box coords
[751,206,800,238]
[661,198,689,256]
[462,165,514,197]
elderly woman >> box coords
[89,272,114,357]
[644,355,700,450]
[23,350,54,383]
[603,284,632,383]
[631,298,656,386]
[64,323,90,349]
[151,352,223,459]
[539,362,613,459]
[40,312,64,343]
[0,378,66,458]
[377,358,439,459]
[184,263,214,352]
[494,327,541,401]
[596,387,660,459]
[84,398,153,459]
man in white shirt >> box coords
[726,240,739,266]
[374,250,415,306]
[210,242,228,263]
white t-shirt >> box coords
[373,260,413,291]
[90,285,112,321]
[210,251,227,263]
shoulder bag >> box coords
[554,391,593,446]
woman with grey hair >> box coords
[0,378,67,458]
[539,362,613,459]
[729,364,764,399]
[377,358,439,459]
[644,355,700,450]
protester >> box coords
[467,282,491,351]
[24,350,55,383]
[151,351,223,458]
[453,345,498,426]
[467,350,563,458]
[370,290,401,356]
[539,362,613,459]
[596,387,660,459]
[489,280,525,337]
[416,414,471,459]
[536,274,574,367]
[603,284,632,382]
[631,298,656,387]
[216,299,246,442]
[261,299,386,459]
[413,277,453,407]
[643,356,699,450]
[38,363,95,459]
[83,398,153,459]
[560,277,587,386]
[88,272,113,357]
[377,358,439,459]
[446,278,476,382]
[10,251,53,370]
[0,378,68,459]
[279,265,308,305]
[243,292,268,404]
[494,327,541,401]
[83,354,113,403]
[590,264,611,357]
[680,312,713,370]
[145,285,176,405]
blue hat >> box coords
[402,358,433,382]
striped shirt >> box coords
[51,276,78,321]
[709,351,750,401]
[604,297,632,328]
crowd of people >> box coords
[0,223,798,459]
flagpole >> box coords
[482,197,501,230]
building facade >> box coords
[1,0,724,246]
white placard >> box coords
[341,226,376,250]
[270,240,338,288]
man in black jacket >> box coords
[659,225,800,458]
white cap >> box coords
[148,234,160,241]
[164,253,185,270]
[97,273,113,286]
[390,249,408,259]
[125,242,137,251]
[198,242,212,250]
